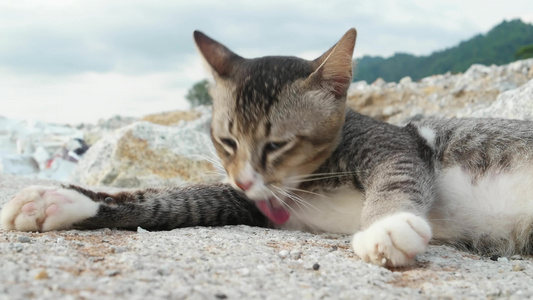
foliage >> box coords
[185,79,213,107]
[516,44,533,59]
[354,19,533,83]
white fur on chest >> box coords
[282,187,364,234]
[430,166,533,243]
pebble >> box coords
[17,236,31,243]
[137,227,149,233]
[278,250,289,259]
[290,250,302,260]
[105,270,120,277]
[157,269,170,276]
[511,255,523,260]
[111,246,128,253]
[56,237,65,243]
[313,263,320,271]
[215,293,228,299]
[513,264,525,272]
[497,257,509,263]
[239,268,250,276]
[35,270,49,280]
[490,255,500,261]
[11,243,23,253]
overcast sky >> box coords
[1,0,532,124]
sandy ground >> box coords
[2,173,533,299]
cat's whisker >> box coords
[269,191,301,215]
[184,153,226,172]
[283,186,332,199]
[268,191,321,232]
[270,186,321,212]
[287,171,357,180]
[285,171,365,183]
[185,170,227,183]
[269,186,304,211]
[286,174,357,184]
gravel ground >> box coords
[2,174,533,299]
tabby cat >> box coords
[2,28,533,267]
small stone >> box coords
[511,255,523,260]
[11,243,23,252]
[312,263,320,271]
[490,255,500,261]
[111,246,128,253]
[137,227,149,233]
[513,263,525,272]
[497,257,509,263]
[278,250,289,259]
[105,270,120,277]
[157,269,170,276]
[330,246,338,252]
[215,293,227,299]
[290,250,302,260]
[239,268,250,276]
[17,236,31,243]
[56,237,65,243]
[35,270,49,280]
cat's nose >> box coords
[235,180,253,191]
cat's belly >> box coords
[430,166,533,243]
[281,187,364,234]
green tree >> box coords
[186,79,212,107]
[354,19,533,83]
[516,44,533,59]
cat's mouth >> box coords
[255,198,290,225]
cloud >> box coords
[2,0,531,76]
[0,0,532,123]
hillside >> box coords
[354,19,533,83]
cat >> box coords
[2,28,533,268]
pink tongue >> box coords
[256,200,290,225]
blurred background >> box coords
[1,0,532,124]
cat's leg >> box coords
[1,184,269,232]
[351,160,435,267]
[1,186,99,231]
[351,211,432,267]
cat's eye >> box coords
[220,138,237,150]
[264,141,288,153]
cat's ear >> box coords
[307,28,357,99]
[193,31,243,78]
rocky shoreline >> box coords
[1,58,533,187]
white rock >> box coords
[399,76,412,86]
[32,146,50,169]
[464,64,492,80]
[70,108,222,187]
[348,81,369,93]
[372,78,386,88]
[39,158,77,181]
[0,155,39,175]
[470,78,533,120]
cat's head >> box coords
[194,29,357,224]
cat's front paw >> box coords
[1,186,99,232]
[352,212,431,267]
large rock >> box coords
[348,58,533,124]
[0,155,39,175]
[466,78,533,120]
[0,117,84,180]
[70,107,222,188]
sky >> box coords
[1,0,532,124]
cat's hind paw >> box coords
[1,186,99,232]
[352,212,431,267]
